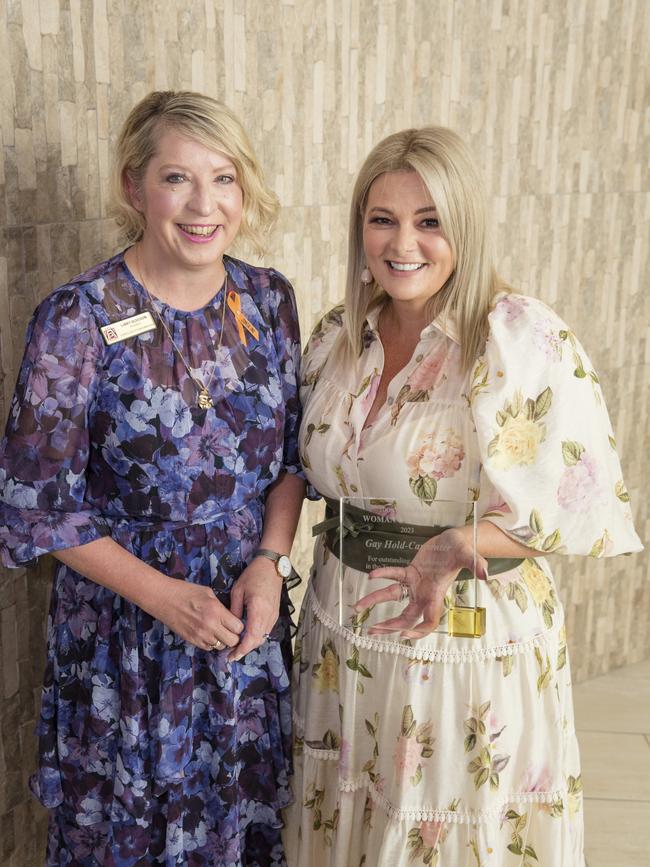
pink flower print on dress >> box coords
[488,710,506,743]
[390,346,451,425]
[376,501,398,520]
[408,428,465,504]
[338,738,352,776]
[393,735,422,779]
[402,659,433,684]
[419,820,446,849]
[494,294,529,323]
[481,489,512,518]
[520,762,553,793]
[557,450,604,513]
[365,499,398,521]
[532,317,563,361]
[359,369,381,417]
[407,429,465,482]
[406,347,448,392]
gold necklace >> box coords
[135,248,228,410]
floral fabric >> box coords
[284,295,642,866]
[0,251,302,867]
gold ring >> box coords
[210,639,225,651]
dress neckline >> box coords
[120,248,230,317]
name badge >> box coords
[100,312,156,345]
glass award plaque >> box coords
[334,497,486,641]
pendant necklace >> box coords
[135,247,228,409]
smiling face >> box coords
[128,125,243,280]
[362,170,454,313]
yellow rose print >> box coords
[311,640,340,693]
[491,414,546,469]
[521,559,552,605]
[487,387,552,470]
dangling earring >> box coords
[360,267,373,284]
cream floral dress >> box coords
[283,293,642,867]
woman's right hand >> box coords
[146,576,244,651]
[53,538,244,651]
[353,527,488,639]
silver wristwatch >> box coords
[255,548,295,580]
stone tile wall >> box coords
[1,1,648,863]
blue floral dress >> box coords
[0,251,302,867]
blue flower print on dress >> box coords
[0,251,302,866]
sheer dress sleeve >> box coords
[0,288,110,567]
[268,269,303,476]
[471,294,643,558]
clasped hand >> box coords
[353,528,488,639]
[150,556,282,660]
[228,555,283,661]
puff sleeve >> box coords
[299,305,345,501]
[299,305,345,405]
[471,294,643,558]
[0,289,110,567]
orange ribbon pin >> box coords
[227,290,259,346]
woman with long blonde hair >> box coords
[284,127,641,865]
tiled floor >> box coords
[574,659,650,867]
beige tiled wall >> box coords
[0,1,648,863]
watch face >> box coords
[276,555,292,579]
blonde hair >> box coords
[342,127,507,372]
[110,91,278,257]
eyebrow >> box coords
[367,205,437,216]
[157,162,237,172]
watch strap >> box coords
[255,548,297,580]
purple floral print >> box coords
[0,251,302,866]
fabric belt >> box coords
[105,501,257,533]
[313,497,523,580]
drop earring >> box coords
[360,267,373,284]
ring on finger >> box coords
[399,582,410,602]
[210,638,225,651]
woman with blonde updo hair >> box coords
[285,127,641,865]
[0,91,304,865]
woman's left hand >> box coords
[228,556,283,661]
[353,528,488,639]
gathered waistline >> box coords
[104,501,258,533]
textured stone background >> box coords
[0,0,648,863]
